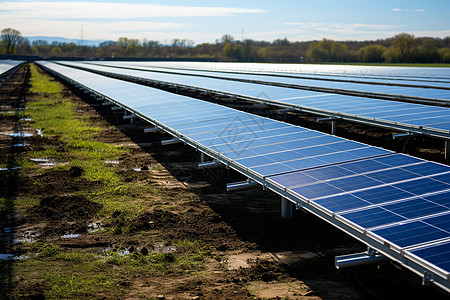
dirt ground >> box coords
[1,64,450,299]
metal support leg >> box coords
[201,152,207,163]
[281,197,293,219]
[446,140,449,160]
[331,120,337,135]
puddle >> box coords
[102,248,130,256]
[104,160,119,164]
[88,222,104,233]
[13,230,40,243]
[20,118,32,122]
[39,162,57,166]
[10,142,29,147]
[0,166,21,171]
[0,254,14,260]
[29,159,68,167]
[36,129,43,137]
[30,158,50,163]
[0,254,31,260]
[4,132,33,138]
[153,242,177,253]
[0,111,15,114]
[61,233,80,239]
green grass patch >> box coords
[27,64,127,187]
[6,241,212,298]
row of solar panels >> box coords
[90,61,450,91]
[119,61,450,82]
[38,61,450,292]
[58,61,450,139]
[0,60,24,81]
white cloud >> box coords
[257,22,450,42]
[0,2,266,19]
[392,8,424,12]
[0,1,266,40]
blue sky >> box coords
[1,0,449,44]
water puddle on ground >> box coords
[87,222,104,233]
[10,142,30,147]
[13,230,40,243]
[29,158,68,167]
[0,166,21,171]
[60,233,81,239]
[3,132,33,138]
[153,242,177,253]
[102,248,130,256]
[104,160,120,164]
[0,254,31,260]
[36,129,43,137]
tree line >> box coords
[1,28,450,63]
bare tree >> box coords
[1,28,22,54]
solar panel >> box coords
[0,60,24,80]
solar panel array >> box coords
[59,61,450,139]
[109,61,450,82]
[89,61,450,96]
[38,61,450,292]
[0,60,24,81]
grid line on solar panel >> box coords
[310,171,450,208]
[338,190,450,231]
[366,212,450,252]
[405,239,450,278]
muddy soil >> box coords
[1,64,449,299]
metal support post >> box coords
[201,152,207,162]
[281,197,293,219]
[445,140,449,160]
[331,120,337,135]
[317,117,337,135]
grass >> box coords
[26,63,127,187]
[10,240,212,299]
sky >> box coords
[1,0,450,44]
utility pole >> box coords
[80,26,83,45]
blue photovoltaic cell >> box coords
[408,240,450,274]
[315,185,414,212]
[341,207,405,228]
[371,213,450,248]
[341,196,450,228]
